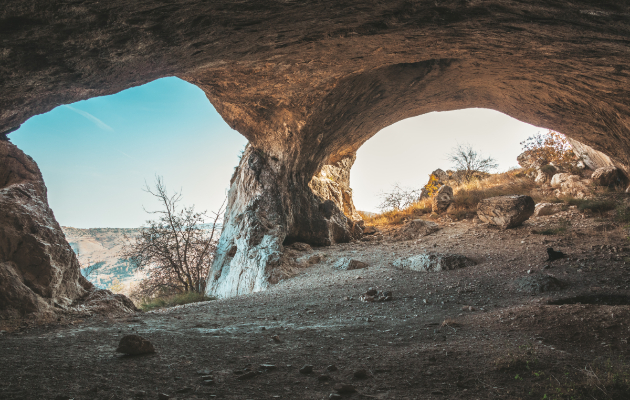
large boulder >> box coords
[432,185,454,213]
[591,166,620,186]
[550,173,578,187]
[477,195,535,228]
[0,141,92,318]
[392,253,476,272]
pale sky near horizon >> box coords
[12,77,545,228]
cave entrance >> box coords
[351,108,544,215]
[10,77,247,290]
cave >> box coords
[2,0,630,314]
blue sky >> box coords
[12,77,543,227]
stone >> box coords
[296,254,324,266]
[514,274,564,294]
[289,242,312,252]
[394,219,439,240]
[555,176,590,198]
[326,365,338,372]
[477,195,535,229]
[432,185,454,214]
[591,166,620,186]
[332,258,368,271]
[392,253,476,272]
[550,173,576,187]
[533,203,563,217]
[158,394,170,400]
[260,364,277,371]
[299,365,314,374]
[318,375,331,381]
[362,226,379,235]
[115,335,156,355]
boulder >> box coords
[533,203,564,217]
[116,335,156,355]
[556,177,590,198]
[393,219,439,241]
[591,166,620,186]
[550,173,577,187]
[392,253,476,272]
[477,195,535,228]
[513,274,564,294]
[332,258,368,271]
[432,185,454,213]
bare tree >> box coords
[378,183,423,212]
[121,176,225,297]
[448,144,498,182]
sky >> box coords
[12,77,545,228]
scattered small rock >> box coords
[260,364,277,371]
[514,274,565,294]
[158,394,170,400]
[271,335,282,343]
[115,335,155,355]
[201,379,215,386]
[333,258,369,271]
[329,394,342,399]
[359,288,393,302]
[196,369,212,375]
[326,365,338,372]
[299,365,314,374]
[318,374,331,381]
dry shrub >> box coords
[363,169,538,226]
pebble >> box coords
[326,365,338,372]
[202,380,215,386]
[271,335,282,343]
[299,365,314,374]
[260,364,277,371]
[318,375,331,381]
[196,369,212,375]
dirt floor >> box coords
[2,206,630,399]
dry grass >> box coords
[362,169,544,226]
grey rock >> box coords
[300,365,314,374]
[514,274,564,294]
[477,195,535,228]
[326,365,338,372]
[116,335,155,355]
[393,253,476,272]
[333,258,368,271]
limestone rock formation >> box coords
[477,195,535,229]
[392,253,476,272]
[591,167,621,187]
[0,141,91,318]
[3,0,630,299]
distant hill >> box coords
[62,227,142,289]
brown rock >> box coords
[116,335,156,355]
[333,258,368,271]
[432,185,454,214]
[591,166,620,186]
[477,196,535,229]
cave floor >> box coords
[2,208,630,399]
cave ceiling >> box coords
[2,1,630,172]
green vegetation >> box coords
[138,292,216,312]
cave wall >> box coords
[2,0,630,301]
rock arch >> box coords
[2,1,630,309]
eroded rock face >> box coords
[3,1,630,299]
[0,141,91,317]
[477,195,535,229]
